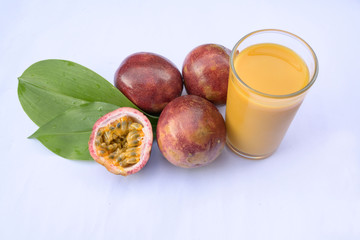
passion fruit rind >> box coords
[89,107,153,176]
[115,52,183,115]
[182,44,231,105]
[157,95,226,168]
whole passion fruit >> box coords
[182,44,231,105]
[115,52,183,115]
[156,95,226,168]
[89,107,153,176]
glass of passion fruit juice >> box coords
[225,29,318,159]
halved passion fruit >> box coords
[89,107,153,176]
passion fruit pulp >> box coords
[89,107,153,176]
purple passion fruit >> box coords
[115,52,183,115]
[89,107,153,176]
[182,44,231,105]
[156,95,226,168]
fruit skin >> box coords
[182,44,231,105]
[156,95,226,168]
[89,107,153,176]
[115,52,183,115]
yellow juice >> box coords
[226,43,309,158]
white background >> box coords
[1,0,359,239]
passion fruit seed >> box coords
[94,116,144,168]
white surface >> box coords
[1,0,359,239]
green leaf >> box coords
[18,59,158,160]
[29,102,120,160]
[18,59,158,127]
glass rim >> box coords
[230,29,319,98]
